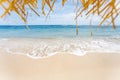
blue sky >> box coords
[0,0,120,25]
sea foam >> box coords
[0,38,120,59]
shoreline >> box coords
[0,38,120,59]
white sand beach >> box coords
[0,53,120,80]
[0,0,120,80]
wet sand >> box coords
[0,53,120,80]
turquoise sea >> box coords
[0,25,120,58]
[0,25,119,38]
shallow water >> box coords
[0,38,120,59]
[0,25,120,59]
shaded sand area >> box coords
[0,53,120,80]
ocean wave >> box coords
[0,38,120,59]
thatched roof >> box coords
[0,0,119,29]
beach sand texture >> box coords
[0,53,120,80]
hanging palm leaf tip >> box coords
[0,0,120,30]
[77,0,120,29]
[0,0,39,23]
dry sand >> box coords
[0,53,120,80]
